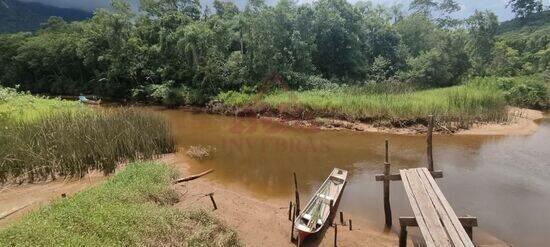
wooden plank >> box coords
[375,170,443,181]
[405,169,451,247]
[399,216,478,227]
[415,169,464,247]
[400,170,436,247]
[420,168,475,247]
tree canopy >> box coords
[0,0,548,103]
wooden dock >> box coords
[375,116,478,246]
[399,168,476,247]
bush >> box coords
[215,91,253,107]
[465,75,549,109]
[283,72,340,91]
[132,83,207,107]
[505,82,548,109]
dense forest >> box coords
[0,0,92,33]
[0,0,548,109]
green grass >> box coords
[0,87,84,124]
[216,83,509,124]
[0,87,176,184]
[0,162,241,246]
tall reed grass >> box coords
[0,108,175,184]
[226,84,508,125]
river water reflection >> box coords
[159,109,550,246]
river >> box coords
[159,109,550,246]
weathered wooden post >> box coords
[339,211,344,225]
[384,139,392,227]
[349,219,352,231]
[329,199,334,225]
[290,205,296,242]
[288,201,293,221]
[427,115,434,172]
[208,193,217,210]
[333,223,338,247]
[293,172,300,217]
[399,225,407,247]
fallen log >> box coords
[0,204,31,220]
[173,169,214,184]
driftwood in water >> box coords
[173,169,214,184]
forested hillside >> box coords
[0,0,92,33]
[0,0,548,114]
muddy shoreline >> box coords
[196,105,544,136]
[1,154,512,246]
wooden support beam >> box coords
[288,201,293,221]
[207,193,217,210]
[375,170,443,181]
[398,216,478,227]
[290,206,296,242]
[399,225,408,247]
[293,172,300,217]
[383,139,392,228]
[427,115,434,171]
[333,223,338,247]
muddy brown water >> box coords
[160,109,550,247]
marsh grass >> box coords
[0,87,83,125]
[0,162,241,246]
[217,84,508,127]
[0,108,175,184]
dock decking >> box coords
[399,168,475,247]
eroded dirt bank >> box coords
[200,104,545,136]
[0,172,105,229]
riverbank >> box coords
[161,154,400,246]
[193,104,544,136]
[162,154,513,246]
[0,162,240,246]
[1,153,515,246]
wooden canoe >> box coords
[294,168,348,243]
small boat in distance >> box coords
[79,95,101,105]
[294,168,348,243]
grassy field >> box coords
[0,87,175,184]
[216,83,508,124]
[214,75,549,126]
[0,87,83,124]
[0,162,241,246]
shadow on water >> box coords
[157,109,550,247]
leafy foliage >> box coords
[0,1,548,108]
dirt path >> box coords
[0,172,105,229]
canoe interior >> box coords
[295,168,348,234]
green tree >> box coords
[507,0,544,18]
[313,0,364,79]
[466,10,498,76]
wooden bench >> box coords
[399,168,477,247]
